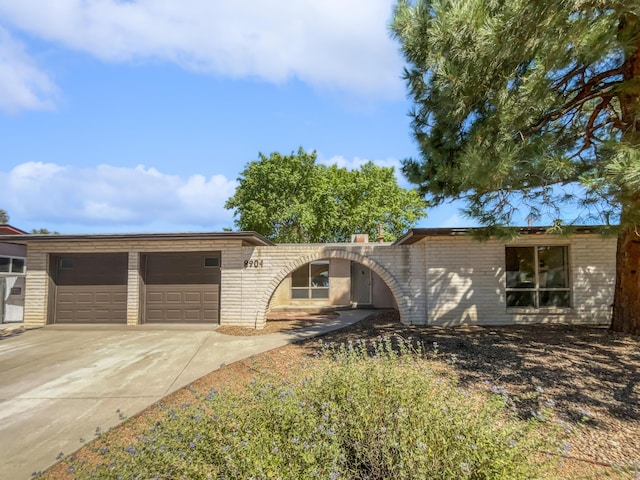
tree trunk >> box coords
[611,22,640,334]
[611,225,640,334]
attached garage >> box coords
[50,253,128,324]
[141,252,220,323]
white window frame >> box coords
[291,261,330,300]
[0,255,26,274]
[505,246,571,310]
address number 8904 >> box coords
[244,259,264,268]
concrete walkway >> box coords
[0,310,371,479]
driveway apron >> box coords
[0,311,370,479]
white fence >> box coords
[1,276,25,323]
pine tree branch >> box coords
[585,96,613,146]
[527,72,623,136]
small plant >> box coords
[63,336,560,479]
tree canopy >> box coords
[0,209,8,224]
[391,0,640,333]
[225,148,427,243]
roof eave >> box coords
[392,226,606,245]
[0,231,275,247]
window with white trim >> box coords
[0,256,26,274]
[291,261,330,299]
[505,246,570,308]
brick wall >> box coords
[421,234,616,326]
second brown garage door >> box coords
[142,252,220,323]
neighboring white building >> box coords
[0,227,617,329]
[0,224,28,324]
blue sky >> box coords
[0,0,466,234]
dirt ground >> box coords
[216,311,339,335]
[43,311,640,479]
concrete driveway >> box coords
[0,311,369,479]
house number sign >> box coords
[244,259,264,268]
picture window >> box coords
[505,246,570,308]
[0,256,26,274]
[291,261,329,299]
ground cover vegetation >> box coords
[390,0,640,334]
[39,313,640,480]
[46,337,555,479]
[224,148,427,243]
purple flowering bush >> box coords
[64,337,559,479]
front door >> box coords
[350,262,372,306]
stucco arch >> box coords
[255,248,410,327]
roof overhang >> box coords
[0,224,28,235]
[0,231,275,247]
[393,226,605,245]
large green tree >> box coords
[391,0,640,333]
[225,148,427,243]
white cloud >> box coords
[0,0,403,98]
[0,27,59,113]
[0,162,237,231]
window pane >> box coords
[538,246,568,289]
[291,266,309,288]
[0,257,9,273]
[60,258,74,269]
[11,258,25,273]
[539,290,570,307]
[310,262,329,287]
[291,289,309,299]
[506,290,535,307]
[204,257,219,267]
[311,288,329,299]
[505,247,535,288]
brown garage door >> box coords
[142,252,220,323]
[51,253,128,324]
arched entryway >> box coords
[254,249,410,327]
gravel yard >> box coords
[217,310,640,478]
[43,310,640,479]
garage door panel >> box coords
[57,292,74,303]
[145,284,218,323]
[113,292,127,303]
[94,310,125,321]
[164,310,182,321]
[165,292,183,303]
[184,292,202,303]
[146,309,163,322]
[75,292,94,304]
[203,292,218,302]
[55,310,73,322]
[94,292,113,304]
[147,292,163,303]
[55,285,127,324]
[184,310,202,320]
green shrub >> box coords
[68,337,558,479]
